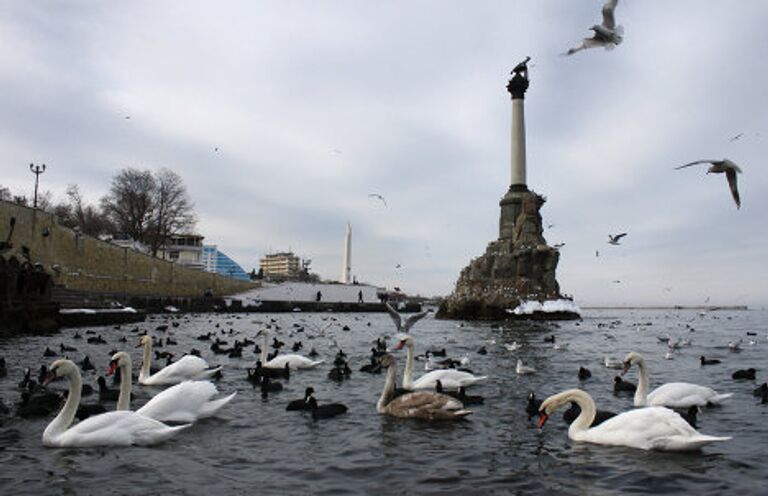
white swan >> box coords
[42,359,188,447]
[538,388,730,451]
[396,335,487,390]
[623,352,732,408]
[109,352,236,423]
[257,329,324,369]
[376,354,472,420]
[138,335,221,386]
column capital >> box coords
[507,56,531,100]
[507,73,529,100]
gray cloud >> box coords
[1,1,766,305]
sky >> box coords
[1,1,766,306]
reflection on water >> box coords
[0,308,766,494]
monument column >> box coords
[499,57,531,240]
[509,73,528,187]
[436,56,572,321]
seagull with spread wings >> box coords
[368,193,387,207]
[608,233,627,245]
[675,159,743,209]
[565,0,623,56]
[385,302,430,334]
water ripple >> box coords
[0,308,766,494]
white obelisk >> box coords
[340,222,351,284]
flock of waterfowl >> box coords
[0,304,765,452]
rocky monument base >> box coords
[437,189,579,321]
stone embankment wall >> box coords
[0,200,254,300]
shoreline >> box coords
[581,305,749,311]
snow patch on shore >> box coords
[508,299,581,316]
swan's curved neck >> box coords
[139,338,152,381]
[563,390,597,436]
[43,368,81,442]
[633,356,650,407]
[116,358,132,411]
[260,332,268,363]
[402,341,414,389]
[377,363,397,413]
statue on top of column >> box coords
[512,56,531,81]
[507,56,531,98]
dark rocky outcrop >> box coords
[438,189,575,321]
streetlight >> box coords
[29,163,46,208]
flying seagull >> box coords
[608,233,627,245]
[729,133,744,142]
[368,193,387,206]
[564,0,623,56]
[385,302,429,334]
[675,159,742,209]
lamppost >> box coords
[29,163,46,208]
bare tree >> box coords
[100,168,156,244]
[36,190,54,212]
[148,168,196,256]
[51,200,76,229]
[65,184,113,236]
[99,168,196,255]
[0,185,11,202]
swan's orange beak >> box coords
[42,371,57,387]
[395,341,405,350]
[106,361,118,376]
[537,412,549,429]
[621,362,630,375]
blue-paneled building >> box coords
[202,245,251,281]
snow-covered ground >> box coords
[508,299,581,316]
[233,282,384,303]
[59,307,138,314]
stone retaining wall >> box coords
[0,200,255,299]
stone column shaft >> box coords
[510,99,526,187]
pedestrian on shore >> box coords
[316,290,322,302]
[358,290,363,303]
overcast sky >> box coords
[1,1,766,306]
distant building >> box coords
[259,251,304,279]
[101,235,151,254]
[158,234,204,270]
[202,245,250,281]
